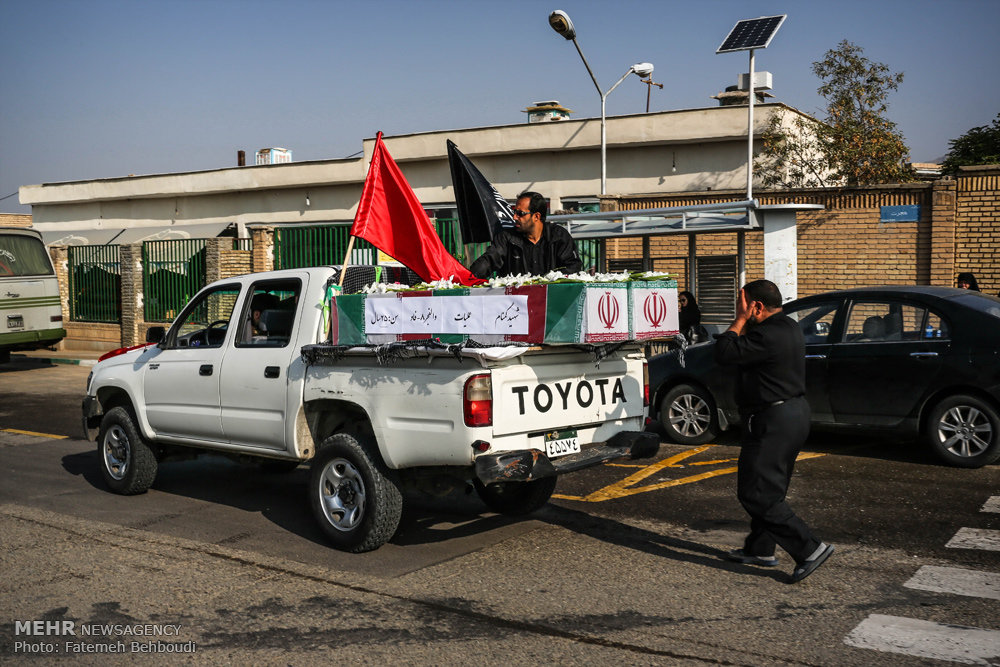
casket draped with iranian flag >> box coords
[329,280,678,346]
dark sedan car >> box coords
[649,286,1000,468]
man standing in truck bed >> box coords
[470,191,582,278]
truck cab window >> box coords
[238,278,301,348]
[168,285,241,348]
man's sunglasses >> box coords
[511,209,532,218]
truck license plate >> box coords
[7,315,23,329]
[545,430,580,458]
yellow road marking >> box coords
[554,446,826,502]
[1,428,67,440]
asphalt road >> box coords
[2,355,998,665]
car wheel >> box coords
[659,383,718,445]
[97,406,158,495]
[473,477,557,516]
[925,395,1000,468]
[309,433,402,553]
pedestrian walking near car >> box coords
[956,272,980,291]
[714,279,834,583]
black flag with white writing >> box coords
[447,139,516,244]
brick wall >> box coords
[956,166,1000,294]
[0,213,33,228]
[600,180,997,296]
[221,248,252,278]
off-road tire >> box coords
[97,406,158,494]
[659,383,718,445]
[473,477,557,516]
[925,394,1000,468]
[309,433,402,553]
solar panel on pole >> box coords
[716,15,786,53]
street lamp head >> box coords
[631,62,654,78]
[548,10,576,40]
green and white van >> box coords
[0,228,65,362]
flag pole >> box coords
[340,131,383,289]
[338,235,356,288]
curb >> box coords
[11,353,98,367]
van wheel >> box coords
[98,406,158,494]
[309,433,402,553]
[659,383,718,445]
[925,395,1000,468]
[473,477,557,516]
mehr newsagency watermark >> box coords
[12,619,196,655]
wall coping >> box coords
[958,164,1000,175]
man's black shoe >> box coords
[789,543,834,583]
[726,548,779,567]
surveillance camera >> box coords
[632,62,654,78]
[548,10,576,40]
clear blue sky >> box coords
[2,0,998,213]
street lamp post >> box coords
[549,10,652,195]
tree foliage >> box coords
[941,113,1000,175]
[758,40,912,188]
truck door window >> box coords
[168,285,241,348]
[237,278,301,347]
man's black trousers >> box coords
[736,396,820,565]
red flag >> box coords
[351,133,482,286]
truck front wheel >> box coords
[98,406,158,495]
[309,433,403,553]
[473,477,557,516]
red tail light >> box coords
[643,360,650,407]
[463,373,493,427]
[98,343,153,363]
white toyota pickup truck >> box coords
[83,267,659,551]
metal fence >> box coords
[273,220,602,275]
[67,245,121,323]
[142,240,207,322]
[274,225,375,269]
[232,238,252,251]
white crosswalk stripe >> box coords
[844,614,1000,665]
[845,497,1000,663]
[904,565,1000,601]
[946,527,1000,551]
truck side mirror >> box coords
[146,326,166,344]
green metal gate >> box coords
[142,240,207,322]
[274,225,375,269]
[272,220,598,274]
[68,245,121,322]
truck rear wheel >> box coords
[309,433,402,553]
[98,406,158,495]
[473,477,557,516]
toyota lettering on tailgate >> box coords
[510,378,627,415]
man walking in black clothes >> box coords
[715,279,834,583]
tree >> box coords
[941,113,1000,175]
[758,40,912,187]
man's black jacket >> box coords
[470,223,582,278]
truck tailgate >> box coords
[490,355,645,436]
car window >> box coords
[786,302,839,344]
[236,278,301,348]
[845,301,940,342]
[923,310,950,340]
[168,285,241,348]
